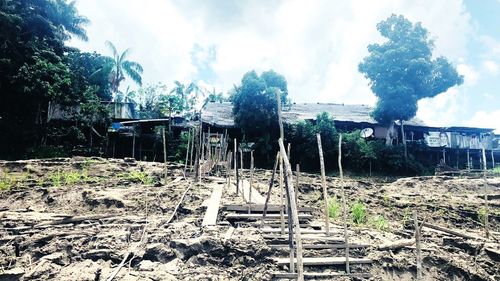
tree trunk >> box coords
[385,120,395,146]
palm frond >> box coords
[123,62,142,86]
[119,48,130,64]
[105,40,118,60]
[124,60,143,73]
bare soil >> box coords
[0,157,499,280]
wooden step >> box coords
[225,213,313,221]
[260,228,331,235]
[264,234,344,242]
[269,243,370,249]
[272,272,371,279]
[263,223,321,230]
[223,204,314,213]
[201,184,223,226]
[274,257,372,266]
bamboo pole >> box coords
[183,129,191,177]
[482,143,490,239]
[295,164,300,205]
[132,128,136,159]
[262,152,280,226]
[316,133,330,235]
[194,124,201,182]
[414,211,422,280]
[248,151,254,214]
[338,134,349,274]
[466,149,470,170]
[279,154,285,235]
[234,138,237,193]
[279,138,304,281]
[189,128,195,172]
[162,127,168,184]
[227,151,232,189]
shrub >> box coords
[478,207,488,225]
[328,196,341,219]
[351,201,367,225]
[370,215,388,231]
[122,171,154,185]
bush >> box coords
[370,215,388,231]
[351,201,367,225]
[328,196,341,219]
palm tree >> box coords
[170,81,201,114]
[103,41,143,99]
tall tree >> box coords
[232,70,289,161]
[99,41,143,98]
[358,14,463,146]
[169,81,201,117]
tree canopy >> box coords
[358,14,464,130]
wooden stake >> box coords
[278,138,304,281]
[240,148,244,197]
[249,150,254,214]
[414,211,422,280]
[466,149,470,170]
[234,138,237,193]
[262,152,280,226]
[295,164,300,205]
[279,154,285,235]
[183,129,191,177]
[132,128,136,159]
[194,124,201,182]
[162,127,168,184]
[316,133,330,235]
[189,128,195,172]
[338,134,349,274]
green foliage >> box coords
[492,166,500,175]
[0,172,16,191]
[328,196,341,219]
[47,170,89,187]
[232,70,289,162]
[286,112,337,171]
[121,171,154,185]
[370,215,389,231]
[477,207,488,225]
[401,207,412,228]
[351,201,367,225]
[359,14,463,141]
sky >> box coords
[68,0,500,133]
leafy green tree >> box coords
[170,81,201,117]
[232,70,289,161]
[359,14,463,146]
[202,88,227,107]
[0,0,92,157]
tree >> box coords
[170,81,201,117]
[98,41,143,98]
[232,70,289,161]
[358,14,463,146]
[202,88,227,107]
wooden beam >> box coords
[225,213,312,220]
[202,184,224,226]
[263,234,344,242]
[269,243,369,250]
[223,204,314,213]
[239,180,266,204]
[316,133,330,235]
[274,257,372,266]
[272,272,371,279]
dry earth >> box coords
[0,157,499,280]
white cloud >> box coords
[465,110,500,133]
[417,87,467,127]
[482,60,499,75]
[68,0,480,128]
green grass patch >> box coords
[121,171,154,185]
[370,215,389,231]
[478,207,488,225]
[328,196,341,219]
[350,201,367,225]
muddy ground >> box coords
[0,157,499,280]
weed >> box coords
[492,166,500,175]
[47,170,88,187]
[122,171,154,185]
[402,207,411,228]
[0,173,16,191]
[49,171,63,187]
[370,215,389,231]
[328,196,341,219]
[351,201,367,225]
[478,207,488,225]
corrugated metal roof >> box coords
[201,102,425,127]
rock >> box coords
[138,260,156,271]
[170,237,202,261]
[55,260,101,281]
[164,258,182,274]
[0,268,24,281]
[144,243,175,263]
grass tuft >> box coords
[351,201,367,225]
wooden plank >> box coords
[272,272,371,279]
[274,257,372,266]
[269,243,369,250]
[261,228,334,235]
[263,222,320,229]
[225,213,312,221]
[264,234,344,242]
[202,184,223,226]
[239,180,266,204]
[223,204,314,213]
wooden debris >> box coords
[202,184,224,226]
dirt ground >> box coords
[0,157,499,280]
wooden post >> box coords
[295,164,300,205]
[413,211,422,280]
[401,120,408,165]
[467,149,470,170]
[183,129,191,176]
[194,124,201,182]
[234,138,237,193]
[201,132,206,161]
[227,151,232,189]
[338,134,349,274]
[492,150,495,168]
[278,139,304,281]
[162,127,168,184]
[442,148,446,164]
[482,144,488,172]
[189,128,195,171]
[287,143,291,160]
[316,133,330,235]
[279,154,285,235]
[482,143,490,239]
[132,128,136,159]
[262,152,280,226]
[248,150,254,214]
